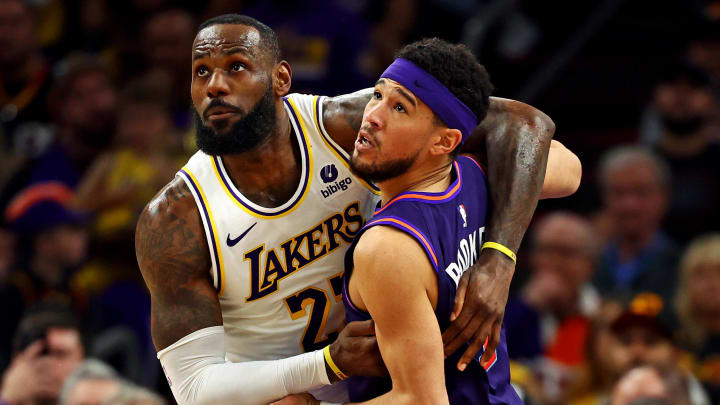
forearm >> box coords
[158,327,331,405]
[482,98,554,252]
[540,140,581,199]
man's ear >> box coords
[429,128,462,156]
[273,60,292,97]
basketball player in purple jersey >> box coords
[272,39,579,405]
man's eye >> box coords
[230,62,246,72]
[395,103,405,112]
[373,91,382,99]
[196,66,208,77]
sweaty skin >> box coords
[136,23,569,399]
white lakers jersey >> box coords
[176,94,379,398]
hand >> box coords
[270,393,319,405]
[441,249,514,371]
[1,341,62,404]
[327,320,387,382]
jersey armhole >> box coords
[314,95,352,162]
[344,218,440,316]
[362,217,440,273]
[176,169,224,296]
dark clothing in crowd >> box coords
[594,232,679,311]
[657,143,720,245]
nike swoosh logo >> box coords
[226,222,257,247]
[414,79,426,89]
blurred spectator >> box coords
[569,306,629,405]
[611,365,691,405]
[607,296,710,405]
[142,9,195,130]
[244,0,374,95]
[103,385,164,405]
[71,77,176,240]
[569,295,712,405]
[60,78,170,357]
[0,53,116,212]
[59,359,121,405]
[0,0,56,182]
[687,24,720,85]
[1,305,85,405]
[592,146,679,309]
[505,212,600,403]
[60,359,164,405]
[675,233,720,403]
[639,62,720,243]
[3,182,89,319]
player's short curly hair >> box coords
[395,38,494,125]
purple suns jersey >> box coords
[342,155,523,405]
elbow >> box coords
[530,110,555,142]
[512,99,555,141]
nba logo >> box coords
[458,204,467,228]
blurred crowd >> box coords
[0,0,719,405]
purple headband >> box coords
[380,58,478,142]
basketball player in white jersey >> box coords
[135,14,580,405]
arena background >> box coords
[1,0,720,404]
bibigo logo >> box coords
[320,164,352,198]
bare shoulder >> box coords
[353,225,431,273]
[135,176,207,278]
[135,176,221,350]
[321,88,373,153]
[351,225,437,312]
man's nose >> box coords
[207,69,230,98]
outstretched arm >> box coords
[323,93,574,198]
[136,178,381,405]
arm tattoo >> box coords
[322,88,373,153]
[479,99,554,252]
[136,177,222,350]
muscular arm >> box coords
[324,92,568,370]
[136,177,221,350]
[348,227,448,405]
[136,178,332,405]
[461,97,554,250]
[321,88,374,153]
[323,92,572,201]
[442,97,556,369]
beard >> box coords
[349,152,417,183]
[194,85,277,155]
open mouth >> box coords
[356,130,375,149]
